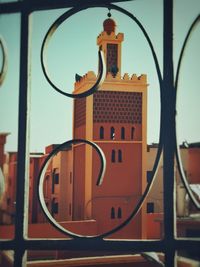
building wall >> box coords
[1,152,17,225]
[0,133,8,169]
[73,144,86,220]
[29,155,43,223]
[146,145,163,213]
[37,147,73,223]
[72,18,148,239]
[146,145,200,215]
[188,147,200,184]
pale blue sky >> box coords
[0,0,199,152]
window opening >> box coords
[121,127,125,140]
[147,202,154,213]
[147,171,152,183]
[100,126,104,139]
[52,169,59,193]
[118,149,122,162]
[110,127,115,140]
[111,207,115,219]
[111,150,116,163]
[131,127,135,140]
[51,199,58,215]
[117,207,122,218]
[53,169,59,184]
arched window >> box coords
[121,127,125,140]
[118,150,122,162]
[131,127,135,140]
[110,127,115,140]
[111,207,115,219]
[111,150,116,162]
[118,207,122,218]
[100,126,104,139]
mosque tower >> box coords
[72,15,148,238]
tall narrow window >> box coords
[147,202,154,213]
[111,207,115,219]
[111,150,116,163]
[147,171,152,183]
[52,169,59,193]
[110,127,115,140]
[121,127,125,140]
[131,127,135,140]
[53,168,59,184]
[100,126,104,139]
[118,149,122,162]
[51,199,58,215]
[118,207,122,218]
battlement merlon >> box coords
[97,32,124,46]
[73,71,148,94]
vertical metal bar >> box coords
[14,6,31,267]
[163,0,176,266]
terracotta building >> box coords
[72,17,148,238]
[41,144,73,223]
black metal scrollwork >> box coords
[175,15,200,210]
[38,139,106,238]
[40,6,106,98]
[0,36,8,86]
[38,3,163,238]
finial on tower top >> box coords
[107,9,112,18]
[103,10,116,35]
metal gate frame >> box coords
[0,1,199,267]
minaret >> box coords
[72,17,148,239]
[97,16,124,77]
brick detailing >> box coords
[74,98,86,127]
[93,91,142,124]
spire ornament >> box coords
[107,9,112,18]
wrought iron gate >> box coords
[0,1,199,267]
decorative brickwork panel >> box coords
[107,44,118,73]
[74,98,86,127]
[93,91,142,124]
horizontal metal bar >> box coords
[25,239,165,252]
[0,239,164,251]
[175,238,200,250]
[0,240,16,250]
[0,0,134,14]
[0,1,22,14]
[1,238,199,251]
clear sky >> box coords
[0,0,200,153]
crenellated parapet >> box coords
[74,71,147,92]
[97,31,124,46]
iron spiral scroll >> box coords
[175,14,200,210]
[0,36,8,86]
[38,3,199,240]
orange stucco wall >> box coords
[93,123,142,142]
[73,144,86,220]
[188,148,200,184]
